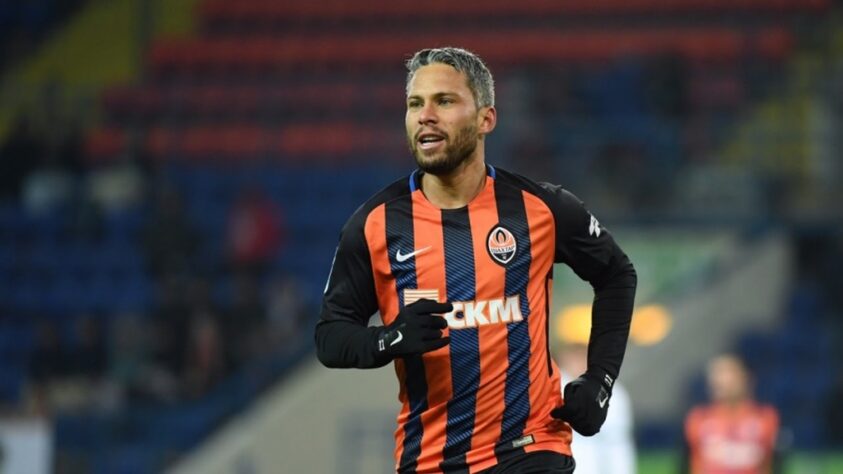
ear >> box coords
[477,106,497,136]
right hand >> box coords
[377,299,452,357]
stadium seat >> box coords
[148,28,793,74]
[199,0,830,25]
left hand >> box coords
[551,371,613,436]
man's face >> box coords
[707,356,750,404]
[405,64,491,175]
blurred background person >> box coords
[555,309,637,474]
[682,354,781,474]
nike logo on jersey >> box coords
[396,246,430,262]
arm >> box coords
[314,215,388,369]
[547,185,637,435]
[314,211,451,369]
[550,186,637,382]
[681,409,699,474]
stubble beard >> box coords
[409,123,479,176]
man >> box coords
[682,354,781,474]
[556,341,636,474]
[315,47,637,473]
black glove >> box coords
[551,370,614,436]
[376,299,452,358]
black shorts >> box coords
[477,451,575,474]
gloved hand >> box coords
[551,370,614,436]
[377,299,452,357]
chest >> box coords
[382,204,552,300]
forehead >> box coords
[709,358,743,376]
[407,63,472,97]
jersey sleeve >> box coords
[321,214,378,326]
[314,211,390,369]
[540,184,637,381]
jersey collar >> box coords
[409,164,496,192]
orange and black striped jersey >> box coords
[316,165,636,473]
[684,402,780,474]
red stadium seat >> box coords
[148,28,793,74]
[199,0,830,24]
[84,128,126,163]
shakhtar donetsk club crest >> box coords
[487,225,517,266]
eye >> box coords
[438,97,454,105]
[407,100,422,109]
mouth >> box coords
[416,132,446,151]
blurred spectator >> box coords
[110,312,148,397]
[86,156,145,214]
[26,317,115,415]
[141,186,201,277]
[110,312,178,404]
[223,273,267,365]
[265,275,309,354]
[0,115,41,200]
[69,316,106,381]
[149,274,193,378]
[556,342,636,474]
[19,116,84,216]
[21,155,75,216]
[226,189,283,276]
[183,313,229,399]
[26,321,67,414]
[682,354,782,474]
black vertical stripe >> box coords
[545,269,554,377]
[493,180,534,463]
[385,196,427,473]
[439,208,478,474]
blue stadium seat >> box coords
[92,444,156,474]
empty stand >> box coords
[200,0,830,25]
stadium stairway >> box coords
[718,8,843,209]
[0,0,198,142]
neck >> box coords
[420,151,487,209]
[717,396,749,408]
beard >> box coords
[408,123,479,176]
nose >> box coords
[418,101,438,125]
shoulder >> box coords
[342,174,412,235]
[685,405,709,427]
[754,403,780,424]
[493,166,584,215]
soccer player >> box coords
[682,354,781,474]
[315,47,637,473]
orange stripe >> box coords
[410,189,451,472]
[363,204,410,465]
[522,191,571,455]
[465,179,507,467]
[365,203,400,325]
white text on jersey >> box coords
[442,296,523,329]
